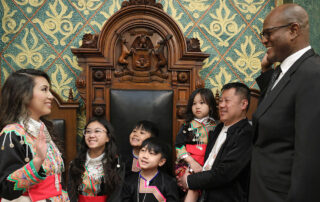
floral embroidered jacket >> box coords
[0,123,69,201]
[175,118,217,164]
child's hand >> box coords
[185,156,203,173]
[189,160,203,173]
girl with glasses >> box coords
[68,118,124,202]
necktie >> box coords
[264,66,282,98]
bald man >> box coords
[250,3,320,202]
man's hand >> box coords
[261,52,273,72]
[179,169,191,190]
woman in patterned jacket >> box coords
[0,69,69,201]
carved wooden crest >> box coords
[115,29,172,82]
[131,34,153,71]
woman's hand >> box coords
[33,123,48,171]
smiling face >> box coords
[129,126,152,148]
[219,88,247,126]
[138,146,166,172]
[262,11,293,63]
[28,76,53,121]
[84,121,110,153]
[192,93,210,119]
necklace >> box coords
[136,171,159,202]
[136,175,148,202]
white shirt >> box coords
[272,46,311,89]
[202,125,230,171]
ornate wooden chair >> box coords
[72,0,210,160]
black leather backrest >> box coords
[52,119,65,146]
[110,89,173,158]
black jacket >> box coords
[188,118,253,202]
[121,171,179,202]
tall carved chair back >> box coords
[72,0,209,161]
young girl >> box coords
[175,88,219,201]
[0,69,69,201]
[68,118,124,202]
[125,120,159,176]
[122,137,179,201]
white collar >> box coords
[280,46,311,75]
[85,152,105,167]
[19,118,51,140]
[194,116,214,123]
[221,125,230,132]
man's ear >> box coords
[290,23,300,40]
[241,99,249,111]
[158,158,166,167]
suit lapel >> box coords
[254,49,315,119]
[252,49,315,143]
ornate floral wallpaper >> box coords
[0,0,281,138]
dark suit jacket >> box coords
[256,68,274,101]
[249,49,320,202]
[188,119,253,202]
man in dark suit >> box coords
[249,4,320,202]
[180,82,253,202]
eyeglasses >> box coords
[260,23,292,40]
[83,129,107,136]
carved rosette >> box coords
[177,72,188,83]
[93,105,105,117]
[93,70,105,82]
[121,0,163,10]
[177,106,186,119]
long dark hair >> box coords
[0,69,50,130]
[0,69,62,151]
[68,118,121,200]
[185,88,219,122]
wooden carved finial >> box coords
[68,88,74,102]
[186,38,201,52]
[81,33,99,48]
[215,89,220,104]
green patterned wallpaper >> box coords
[289,0,320,54]
[0,0,278,136]
[0,0,277,92]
